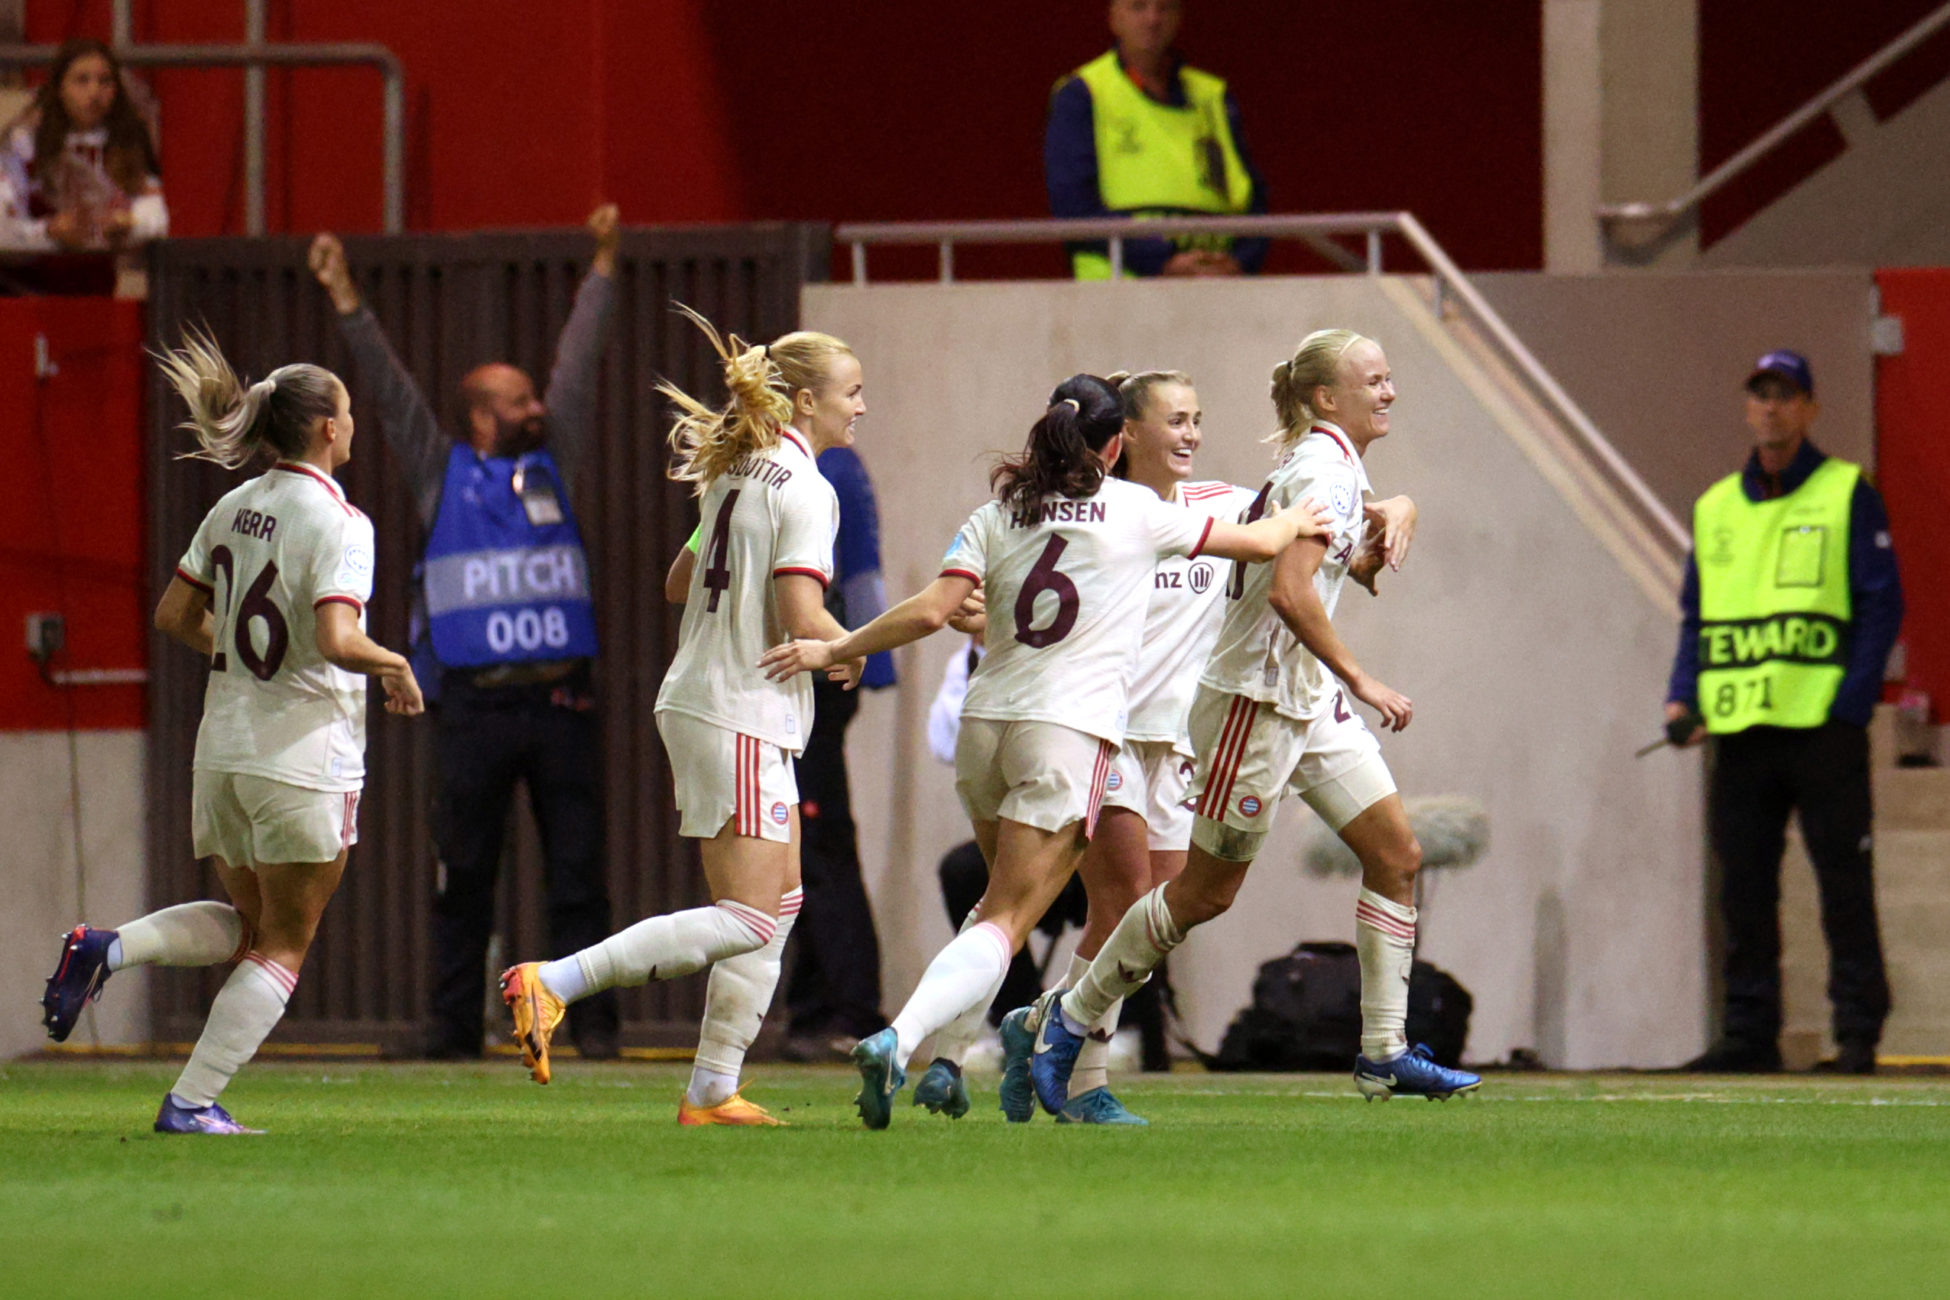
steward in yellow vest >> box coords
[1045,1,1266,280]
[1664,350,1902,1076]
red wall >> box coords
[24,1,1544,271]
[0,297,147,731]
[1873,269,1950,715]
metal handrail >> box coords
[834,211,1688,558]
[0,41,406,233]
[1597,2,1950,227]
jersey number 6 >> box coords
[1014,535,1080,648]
[209,545,291,681]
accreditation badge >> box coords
[512,457,566,526]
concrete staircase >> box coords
[1779,707,1950,1066]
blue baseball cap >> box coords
[1745,349,1813,396]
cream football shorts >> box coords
[1102,738,1199,852]
[1186,685,1396,835]
[657,711,798,843]
[192,769,361,867]
[955,717,1114,838]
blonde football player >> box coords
[1021,329,1482,1109]
[499,309,862,1126]
[41,331,424,1134]
[760,372,1332,1129]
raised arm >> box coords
[1200,495,1335,563]
[541,204,621,484]
[1266,537,1412,731]
[309,233,449,527]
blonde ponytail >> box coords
[661,305,856,493]
[1268,328,1369,447]
[154,327,342,470]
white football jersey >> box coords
[1125,480,1262,749]
[177,461,377,792]
[944,475,1213,745]
[1201,423,1372,722]
[656,427,838,754]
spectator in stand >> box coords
[1666,351,1903,1075]
[307,209,622,1061]
[1044,0,1266,280]
[0,39,166,261]
[780,444,897,1060]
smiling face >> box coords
[58,52,118,132]
[1315,339,1395,450]
[1121,380,1201,493]
[795,352,866,453]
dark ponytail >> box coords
[991,373,1123,516]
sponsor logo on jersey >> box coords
[1239,795,1262,818]
[1188,562,1213,594]
[770,801,790,825]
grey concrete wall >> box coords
[2,731,148,1059]
[1475,270,1878,527]
[805,275,1707,1069]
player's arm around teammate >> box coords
[42,332,422,1135]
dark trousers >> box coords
[785,681,887,1039]
[428,672,617,1055]
[1709,721,1890,1050]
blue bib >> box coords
[422,445,599,668]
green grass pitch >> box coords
[7,1061,1949,1299]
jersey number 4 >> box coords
[1014,536,1080,648]
[700,490,740,613]
[209,545,290,681]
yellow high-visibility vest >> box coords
[1066,51,1254,280]
[1693,456,1858,733]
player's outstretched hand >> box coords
[1349,522,1385,595]
[1283,495,1337,539]
[307,233,361,314]
[1362,495,1418,571]
[1350,671,1412,732]
[947,586,987,635]
[760,638,837,682]
[381,665,425,717]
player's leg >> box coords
[1062,784,1151,1123]
[685,797,804,1126]
[912,831,997,1119]
[505,717,783,1084]
[1301,734,1477,1100]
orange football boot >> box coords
[500,962,565,1085]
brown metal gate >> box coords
[143,224,827,1050]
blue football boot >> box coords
[1353,1043,1482,1101]
[1026,989,1086,1116]
[997,1006,1037,1122]
[42,925,116,1043]
[1056,1087,1149,1126]
[912,1057,971,1119]
[154,1094,263,1135]
[850,1028,906,1130]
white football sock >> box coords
[1065,952,1125,1098]
[541,900,774,1003]
[169,951,294,1108]
[1062,886,1183,1028]
[923,909,993,1067]
[690,888,802,1107]
[1355,888,1417,1061]
[112,901,247,971]
[889,921,1013,1071]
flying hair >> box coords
[660,304,856,494]
[1268,328,1371,447]
[152,326,342,470]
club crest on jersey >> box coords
[1188,562,1213,594]
[770,801,789,826]
[1106,770,1123,792]
[1239,795,1262,818]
